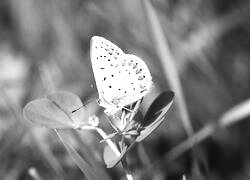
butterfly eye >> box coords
[97,99,101,105]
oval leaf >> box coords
[23,98,75,129]
[23,91,85,129]
[47,91,86,126]
[103,145,128,168]
[136,91,174,142]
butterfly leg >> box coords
[121,106,134,113]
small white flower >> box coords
[88,115,99,127]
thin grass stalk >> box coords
[0,87,64,180]
[55,129,100,180]
[142,0,194,137]
[122,158,134,180]
[70,131,112,180]
[140,97,250,178]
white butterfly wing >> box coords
[116,54,152,107]
[90,36,152,113]
[90,36,125,105]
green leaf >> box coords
[56,130,100,180]
[23,91,85,129]
[47,91,86,126]
[103,145,128,168]
[136,91,174,142]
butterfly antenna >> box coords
[71,106,84,113]
[71,96,97,113]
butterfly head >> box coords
[96,97,121,116]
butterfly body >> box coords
[96,94,121,116]
[91,36,152,116]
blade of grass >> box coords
[141,2,204,177]
[70,131,112,180]
[140,97,250,178]
[55,129,100,180]
[142,0,194,137]
[137,143,151,169]
[121,158,134,180]
[30,129,66,179]
[0,87,65,180]
[165,97,250,164]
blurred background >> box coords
[1,0,250,179]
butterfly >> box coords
[90,36,152,116]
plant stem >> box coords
[126,173,133,180]
[95,127,121,157]
[79,125,121,157]
[81,126,121,157]
[122,158,133,180]
[142,0,194,137]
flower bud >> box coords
[88,115,99,127]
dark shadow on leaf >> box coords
[136,91,174,142]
